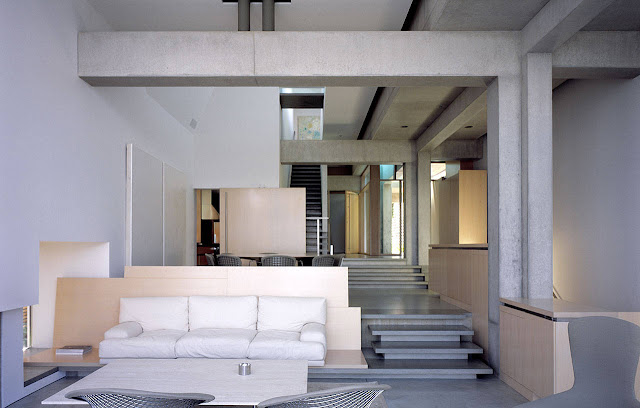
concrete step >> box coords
[349,269,423,275]
[307,348,494,379]
[349,275,426,282]
[341,259,407,267]
[349,271,427,278]
[349,282,429,289]
[369,324,474,336]
[372,341,483,359]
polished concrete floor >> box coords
[8,376,527,408]
[349,288,469,317]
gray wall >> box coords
[194,87,281,189]
[553,78,640,312]
[0,2,195,405]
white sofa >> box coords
[99,295,327,366]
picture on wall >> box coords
[297,116,322,140]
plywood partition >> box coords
[54,267,360,351]
[345,192,359,254]
[219,188,306,256]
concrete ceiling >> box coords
[428,0,550,31]
[449,106,487,140]
[582,0,640,31]
[323,87,377,140]
[88,0,413,31]
[373,87,465,140]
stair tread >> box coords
[349,277,425,281]
[346,265,421,269]
[349,272,426,277]
[350,282,429,286]
[369,324,474,335]
[372,341,483,353]
[363,349,493,373]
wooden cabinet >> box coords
[431,170,487,245]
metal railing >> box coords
[306,217,329,256]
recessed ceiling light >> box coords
[401,125,409,128]
[465,125,473,129]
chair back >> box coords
[204,253,216,266]
[66,388,214,408]
[217,254,243,266]
[312,255,336,267]
[569,316,640,398]
[261,255,297,266]
[258,384,390,408]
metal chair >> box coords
[514,316,640,407]
[66,388,214,408]
[312,255,336,267]
[217,254,243,266]
[204,253,216,266]
[257,384,390,408]
[261,255,297,266]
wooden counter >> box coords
[429,244,488,249]
[500,298,640,401]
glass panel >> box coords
[395,165,404,180]
[380,164,395,180]
[380,180,403,255]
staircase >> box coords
[342,258,428,289]
[289,165,327,254]
[335,258,493,379]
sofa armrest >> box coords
[104,321,143,339]
[300,322,326,351]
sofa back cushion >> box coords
[258,296,326,332]
[189,296,258,330]
[119,297,189,332]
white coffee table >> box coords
[43,359,308,406]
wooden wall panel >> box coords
[458,170,487,244]
[220,188,306,256]
[345,192,359,254]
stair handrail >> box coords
[306,216,329,256]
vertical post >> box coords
[262,0,275,31]
[369,166,381,256]
[238,0,250,31]
[417,150,431,266]
[521,53,553,299]
[404,159,418,264]
[487,75,523,370]
[316,218,320,256]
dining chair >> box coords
[217,254,243,266]
[66,388,214,408]
[204,253,216,266]
[312,255,336,267]
[261,255,297,266]
[257,384,390,408]
[514,316,640,407]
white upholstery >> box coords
[175,328,257,358]
[119,297,189,332]
[248,330,325,361]
[99,329,185,359]
[100,295,328,364]
[300,323,327,352]
[104,321,143,339]
[257,296,327,332]
[189,296,257,330]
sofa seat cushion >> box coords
[175,328,257,358]
[99,329,185,359]
[247,330,325,361]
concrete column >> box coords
[404,160,418,265]
[369,166,381,256]
[521,54,553,299]
[262,0,275,31]
[487,75,523,370]
[417,150,431,266]
[382,182,393,254]
[238,0,250,31]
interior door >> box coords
[345,191,359,254]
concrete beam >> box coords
[553,31,640,78]
[430,139,483,161]
[408,0,450,31]
[416,87,486,152]
[280,140,415,165]
[352,165,367,176]
[361,87,399,140]
[328,176,361,193]
[78,31,520,87]
[521,0,615,54]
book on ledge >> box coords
[55,346,92,355]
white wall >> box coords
[553,78,640,312]
[194,87,281,189]
[0,1,196,405]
